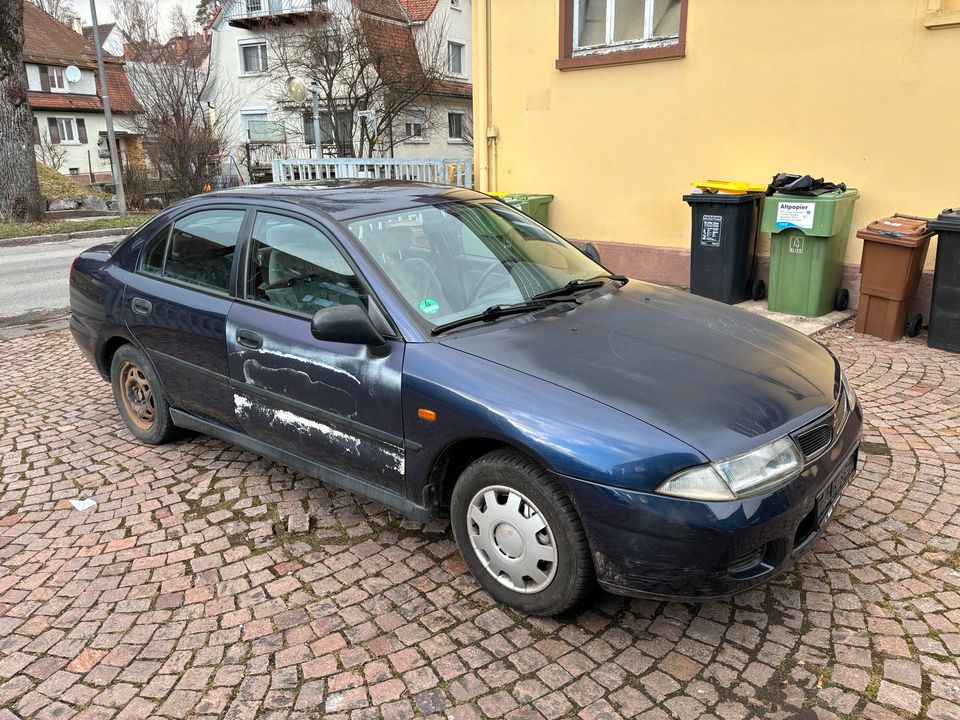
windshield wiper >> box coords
[430,296,578,336]
[531,273,628,301]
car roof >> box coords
[202,180,490,222]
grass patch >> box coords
[0,213,155,240]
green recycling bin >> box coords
[504,193,555,225]
[760,189,860,317]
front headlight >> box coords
[657,436,803,501]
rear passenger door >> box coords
[124,206,247,428]
[225,210,407,493]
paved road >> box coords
[0,236,114,326]
[0,323,958,719]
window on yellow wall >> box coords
[558,0,688,70]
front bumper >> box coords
[557,401,863,600]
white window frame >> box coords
[573,0,680,53]
[447,110,465,142]
[48,66,67,93]
[56,117,79,144]
[447,41,465,76]
[238,39,269,76]
[240,109,269,140]
[403,109,427,143]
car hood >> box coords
[439,281,839,460]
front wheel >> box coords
[110,344,178,444]
[450,450,595,615]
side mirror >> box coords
[582,241,601,264]
[311,304,389,354]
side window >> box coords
[140,224,171,275]
[162,210,245,293]
[247,212,367,316]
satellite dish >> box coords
[286,77,309,104]
[65,65,82,83]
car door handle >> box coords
[131,297,152,316]
[236,329,263,349]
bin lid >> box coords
[929,208,960,233]
[856,216,935,247]
[691,179,767,194]
[683,191,763,205]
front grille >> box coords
[797,424,832,459]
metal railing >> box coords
[224,0,322,21]
[271,157,474,188]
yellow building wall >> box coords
[473,0,960,271]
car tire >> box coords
[110,344,178,445]
[450,449,595,615]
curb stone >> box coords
[0,226,137,248]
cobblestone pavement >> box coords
[1,323,959,720]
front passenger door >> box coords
[226,211,407,493]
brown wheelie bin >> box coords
[854,215,934,341]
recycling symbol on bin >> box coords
[789,235,804,254]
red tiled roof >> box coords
[361,14,424,85]
[24,2,99,67]
[102,65,142,114]
[82,23,116,46]
[352,0,409,22]
[24,4,141,115]
[358,5,472,99]
[398,0,440,22]
[431,78,472,99]
[26,92,102,112]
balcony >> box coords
[224,0,326,29]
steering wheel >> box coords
[468,260,515,304]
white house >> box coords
[81,22,126,57]
[24,4,143,184]
[208,0,472,181]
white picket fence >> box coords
[271,157,473,188]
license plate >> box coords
[816,452,857,527]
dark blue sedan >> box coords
[69,182,862,615]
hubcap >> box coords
[466,485,557,594]
[118,362,155,431]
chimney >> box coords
[72,16,84,35]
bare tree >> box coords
[35,128,68,170]
[113,0,238,198]
[269,5,450,158]
[27,0,77,25]
[0,0,45,221]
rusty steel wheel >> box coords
[110,344,178,445]
[118,361,156,430]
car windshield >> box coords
[346,200,609,327]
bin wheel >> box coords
[906,314,923,338]
[750,279,766,301]
[834,288,850,312]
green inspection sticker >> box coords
[418,298,440,315]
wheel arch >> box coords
[99,335,133,377]
[428,436,558,514]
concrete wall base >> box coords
[572,239,935,322]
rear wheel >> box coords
[111,344,178,444]
[450,450,595,615]
[750,278,766,301]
